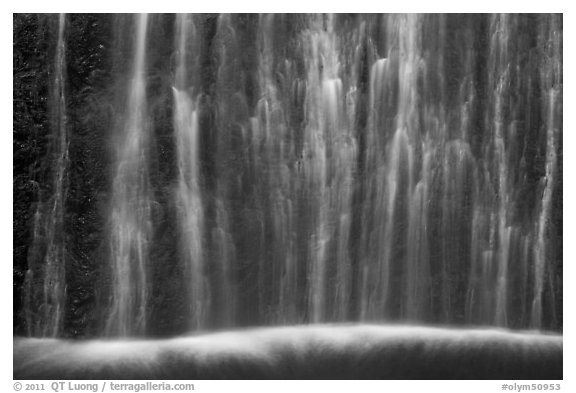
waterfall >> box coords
[15,14,562,338]
[106,14,151,336]
[301,15,354,323]
[173,14,209,330]
[252,14,299,323]
[531,15,562,329]
[23,13,69,338]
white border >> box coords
[4,4,573,392]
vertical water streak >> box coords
[107,14,151,336]
[173,14,209,330]
[405,148,431,320]
[492,15,511,326]
[212,14,244,327]
[383,14,419,318]
[405,15,447,321]
[464,15,515,327]
[359,56,389,320]
[302,16,329,322]
[463,22,482,324]
[441,141,475,321]
[212,201,236,327]
[24,13,69,337]
[301,15,357,322]
[532,15,562,328]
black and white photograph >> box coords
[12,10,564,385]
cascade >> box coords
[16,14,562,339]
[106,14,152,336]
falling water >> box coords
[106,14,151,336]
[17,14,562,338]
[173,14,209,330]
[531,15,562,329]
[252,14,299,323]
[301,15,356,322]
[23,13,69,337]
